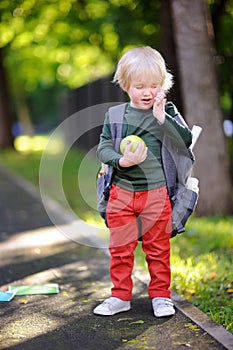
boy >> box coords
[94,46,192,317]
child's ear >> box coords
[121,82,128,93]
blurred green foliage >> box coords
[0,0,160,91]
[0,1,232,112]
[0,0,232,135]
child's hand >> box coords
[153,87,166,124]
[119,142,148,168]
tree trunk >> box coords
[15,89,35,136]
[160,0,184,115]
[170,0,232,215]
[0,49,14,149]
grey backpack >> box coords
[96,103,200,237]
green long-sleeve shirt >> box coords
[97,102,192,192]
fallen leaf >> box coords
[129,320,144,325]
[13,334,27,339]
[185,323,200,332]
[19,299,28,304]
[206,272,217,280]
[185,289,195,295]
[226,288,233,293]
[173,342,191,347]
[117,317,133,322]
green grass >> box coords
[0,143,232,333]
[170,218,233,332]
[0,141,101,223]
[135,218,233,333]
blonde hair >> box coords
[113,46,173,92]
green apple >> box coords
[120,135,146,154]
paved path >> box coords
[0,165,232,350]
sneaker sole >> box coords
[93,305,131,316]
[154,309,175,317]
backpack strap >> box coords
[98,103,127,220]
[108,103,127,151]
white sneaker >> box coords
[93,297,131,316]
[152,298,175,317]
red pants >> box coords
[106,184,172,300]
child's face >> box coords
[126,78,161,110]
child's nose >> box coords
[143,88,151,96]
